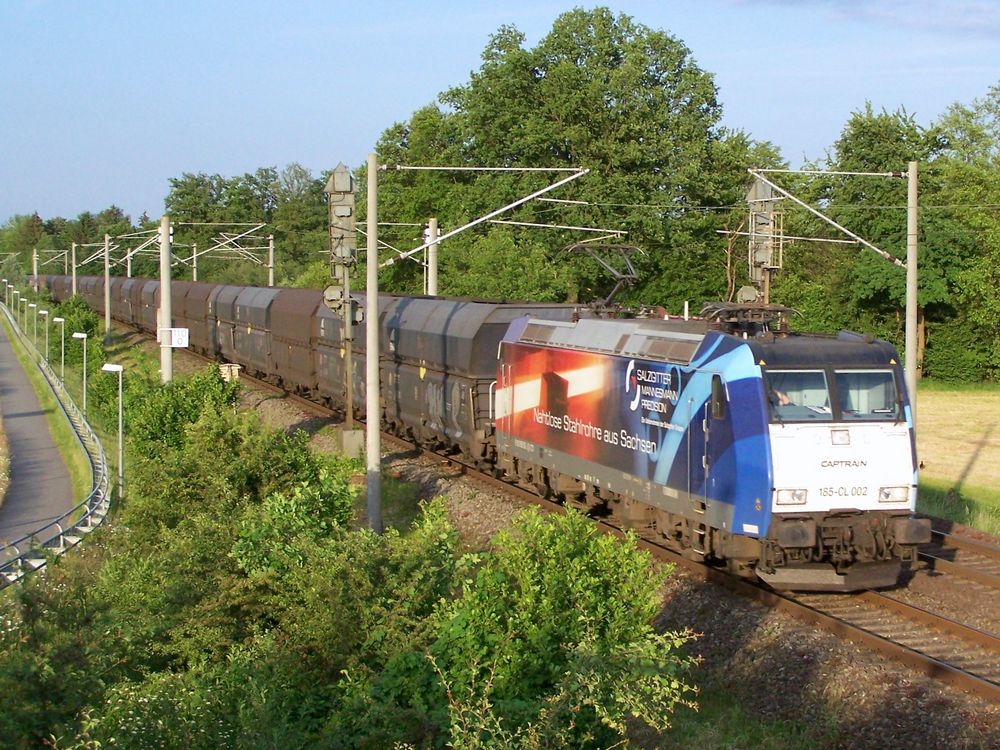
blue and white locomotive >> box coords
[495,304,930,590]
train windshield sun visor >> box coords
[765,369,832,422]
[834,369,901,421]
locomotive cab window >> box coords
[711,374,726,420]
[834,369,900,421]
[765,369,832,421]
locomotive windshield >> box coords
[834,369,900,421]
[765,368,900,422]
[766,369,832,421]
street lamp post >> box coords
[101,363,125,500]
[53,317,65,381]
[19,298,27,331]
[39,310,49,363]
[72,332,88,416]
[28,303,37,352]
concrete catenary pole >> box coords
[192,243,197,282]
[268,234,275,287]
[366,153,383,533]
[32,248,38,292]
[71,242,77,296]
[427,217,439,296]
[103,234,112,343]
[905,161,918,422]
[159,216,173,383]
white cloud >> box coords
[731,0,1000,37]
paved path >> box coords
[0,320,74,552]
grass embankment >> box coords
[0,313,93,505]
[649,687,833,748]
[916,382,1000,535]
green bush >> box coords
[52,296,104,368]
[429,508,698,748]
[333,508,699,749]
[112,366,239,456]
[68,668,239,750]
[0,356,699,749]
[232,463,359,575]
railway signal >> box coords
[325,162,356,306]
[324,162,364,456]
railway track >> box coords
[792,590,1000,701]
[917,528,1000,589]
[202,364,1000,704]
[410,452,1000,704]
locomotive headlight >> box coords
[878,486,909,503]
[775,489,808,505]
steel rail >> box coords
[626,538,1000,703]
[419,455,1000,703]
[917,529,1000,588]
[858,590,1000,653]
[918,552,1000,589]
[372,437,1000,703]
[931,529,1000,561]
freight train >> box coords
[42,274,930,591]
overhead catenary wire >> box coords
[383,165,583,173]
[490,219,626,235]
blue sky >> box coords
[1,0,997,223]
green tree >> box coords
[273,162,327,280]
[0,214,44,272]
[370,7,770,309]
[222,167,279,223]
[441,230,572,301]
[935,82,1000,376]
[772,104,985,377]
